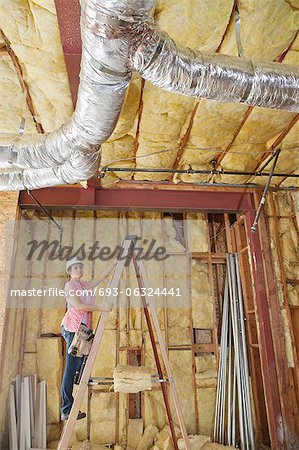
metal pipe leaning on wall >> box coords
[0,0,298,191]
[214,254,255,450]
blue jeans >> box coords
[61,326,83,416]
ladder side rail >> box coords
[57,237,135,450]
[134,257,191,450]
[132,254,179,450]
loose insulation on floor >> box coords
[71,441,108,450]
[153,424,182,450]
[178,434,210,449]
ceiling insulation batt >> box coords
[0,0,298,191]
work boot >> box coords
[61,410,86,421]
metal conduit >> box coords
[99,166,299,178]
[214,254,255,450]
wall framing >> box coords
[0,185,297,449]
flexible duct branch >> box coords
[0,0,298,191]
[131,29,299,111]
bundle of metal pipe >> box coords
[214,254,255,450]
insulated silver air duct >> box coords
[0,0,154,190]
[0,0,298,191]
[132,29,299,111]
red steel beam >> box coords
[54,0,81,105]
[18,187,254,211]
[245,210,285,449]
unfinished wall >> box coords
[0,192,18,346]
[265,191,299,413]
[0,209,262,449]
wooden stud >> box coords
[183,212,200,434]
[212,214,222,330]
[114,211,121,443]
[36,212,52,344]
[0,208,21,389]
[289,193,299,236]
[125,213,131,437]
[234,216,267,444]
[141,212,148,429]
[206,214,219,367]
[193,343,215,353]
[267,192,299,426]
[224,213,233,253]
[17,215,35,374]
[159,212,170,414]
[161,212,169,353]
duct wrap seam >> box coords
[131,28,299,111]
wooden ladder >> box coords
[57,235,191,450]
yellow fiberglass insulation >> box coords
[1,1,298,187]
[0,0,73,132]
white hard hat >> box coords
[66,258,84,273]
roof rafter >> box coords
[209,33,298,182]
[0,29,44,134]
[244,113,299,184]
[171,0,238,182]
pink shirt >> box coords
[61,279,95,332]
